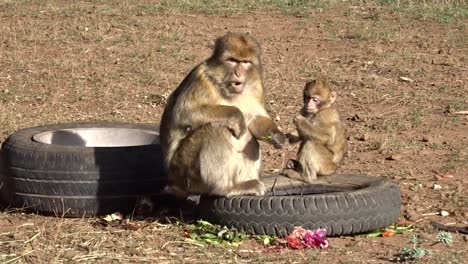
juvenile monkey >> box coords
[160,33,286,197]
[283,79,347,183]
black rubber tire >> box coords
[198,174,401,236]
[0,122,166,217]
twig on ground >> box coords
[161,240,205,250]
[431,221,468,234]
[17,223,34,228]
[72,253,107,261]
[23,231,41,244]
[4,250,35,264]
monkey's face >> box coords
[302,79,337,116]
[208,33,262,97]
[303,94,322,115]
[223,58,253,94]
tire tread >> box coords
[199,176,401,236]
[0,122,165,217]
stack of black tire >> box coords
[0,122,166,217]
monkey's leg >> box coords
[312,144,337,176]
[297,140,337,177]
[198,126,265,196]
[316,158,337,176]
[282,168,309,182]
[224,179,266,197]
[282,158,312,183]
[165,126,208,196]
[297,141,319,182]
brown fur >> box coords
[160,33,285,197]
[283,79,347,183]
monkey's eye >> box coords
[240,61,251,68]
[312,97,320,103]
[226,58,239,67]
[226,58,239,63]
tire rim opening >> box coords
[32,128,159,147]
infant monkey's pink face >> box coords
[304,95,322,114]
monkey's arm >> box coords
[180,104,246,138]
[248,116,286,149]
[294,116,333,144]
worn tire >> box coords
[0,122,165,217]
[198,174,401,236]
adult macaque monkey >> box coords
[160,33,286,197]
[283,79,347,183]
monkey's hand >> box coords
[286,131,301,144]
[293,114,315,137]
[293,115,307,127]
[271,131,287,149]
[220,110,247,139]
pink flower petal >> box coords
[286,227,329,250]
[315,228,327,237]
[292,226,307,239]
[320,239,329,249]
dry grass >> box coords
[1,0,468,263]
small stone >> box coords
[421,136,433,143]
[386,154,402,161]
[433,184,442,190]
[399,76,414,82]
[405,209,420,221]
[409,195,420,202]
[63,250,79,259]
[440,210,450,217]
[439,174,455,179]
[396,219,414,226]
[415,206,425,213]
[432,57,456,66]
[358,133,370,141]
[420,149,434,155]
[349,114,366,122]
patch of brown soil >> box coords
[1,1,467,263]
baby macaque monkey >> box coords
[283,79,347,183]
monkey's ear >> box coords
[330,91,337,104]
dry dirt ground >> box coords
[0,1,467,263]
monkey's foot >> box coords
[286,159,300,170]
[282,168,316,183]
[282,168,301,180]
[226,179,266,197]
